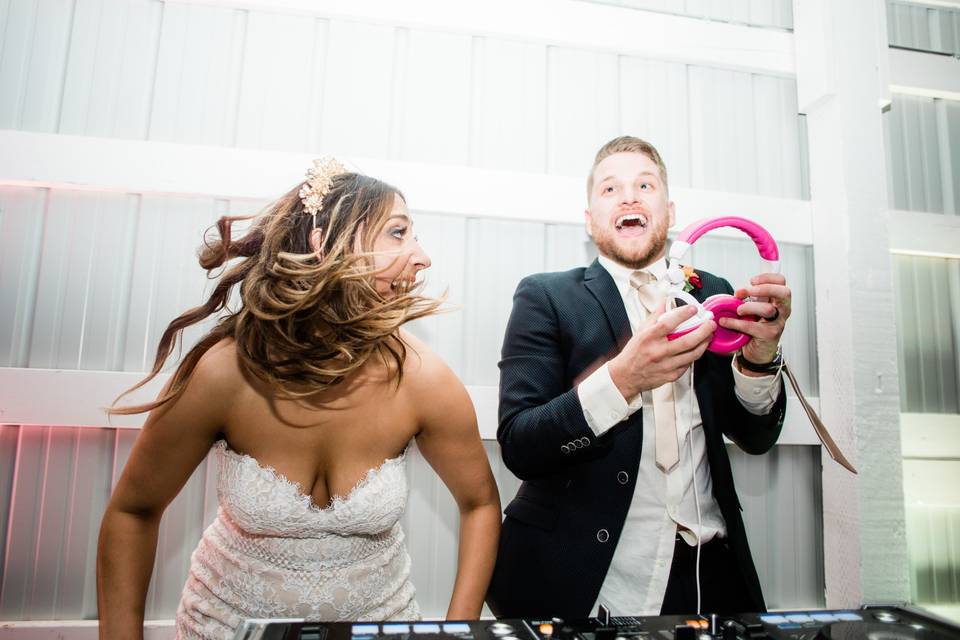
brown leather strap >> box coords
[782,362,858,474]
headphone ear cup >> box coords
[702,295,758,354]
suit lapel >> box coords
[583,259,631,352]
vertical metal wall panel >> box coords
[0,5,805,199]
[470,38,548,173]
[0,425,19,602]
[946,100,960,217]
[0,426,113,618]
[752,74,804,199]
[58,0,162,139]
[397,31,473,166]
[120,194,222,373]
[234,11,324,153]
[886,93,960,216]
[888,1,959,55]
[692,67,760,195]
[402,443,459,618]
[0,187,47,368]
[462,219,546,386]
[893,255,960,414]
[546,47,620,177]
[544,223,595,274]
[619,57,692,188]
[148,3,248,147]
[0,0,74,132]
[584,0,793,29]
[730,444,824,609]
[25,191,138,370]
[320,20,396,159]
[903,459,960,604]
[906,502,960,604]
[688,67,803,199]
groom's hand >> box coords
[608,302,716,402]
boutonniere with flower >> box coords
[681,265,702,293]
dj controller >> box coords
[232,605,960,640]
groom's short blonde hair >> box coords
[587,136,669,198]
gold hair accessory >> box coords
[299,157,346,223]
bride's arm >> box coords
[97,349,230,639]
[406,336,501,620]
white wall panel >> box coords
[589,0,793,30]
[470,38,548,173]
[58,0,162,139]
[396,30,472,166]
[903,459,960,604]
[944,99,960,217]
[0,0,74,132]
[320,20,396,159]
[893,255,960,414]
[149,3,247,146]
[731,444,824,609]
[546,48,620,177]
[888,95,946,214]
[544,224,595,273]
[0,426,115,619]
[753,74,805,200]
[234,11,324,152]
[462,218,546,386]
[0,187,46,368]
[688,67,803,199]
[888,1,960,55]
[619,57,691,188]
[26,191,138,370]
[0,2,805,199]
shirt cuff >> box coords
[732,355,783,415]
[577,363,644,437]
[730,355,782,416]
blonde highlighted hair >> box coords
[110,172,442,415]
[586,136,669,198]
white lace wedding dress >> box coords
[175,440,420,639]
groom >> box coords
[486,136,792,618]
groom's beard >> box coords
[591,221,669,270]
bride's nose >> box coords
[412,241,431,271]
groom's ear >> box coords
[584,209,593,237]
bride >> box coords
[96,159,501,639]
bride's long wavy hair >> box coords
[109,172,443,415]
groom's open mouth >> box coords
[615,212,649,236]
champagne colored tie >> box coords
[629,271,680,473]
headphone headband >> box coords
[667,216,780,283]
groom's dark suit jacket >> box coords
[486,260,786,618]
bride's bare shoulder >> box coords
[398,330,456,387]
[190,337,245,393]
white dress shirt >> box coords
[577,255,782,616]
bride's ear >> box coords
[309,228,324,254]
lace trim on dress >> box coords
[214,440,409,513]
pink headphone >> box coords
[663,216,780,354]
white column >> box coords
[794,0,911,605]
